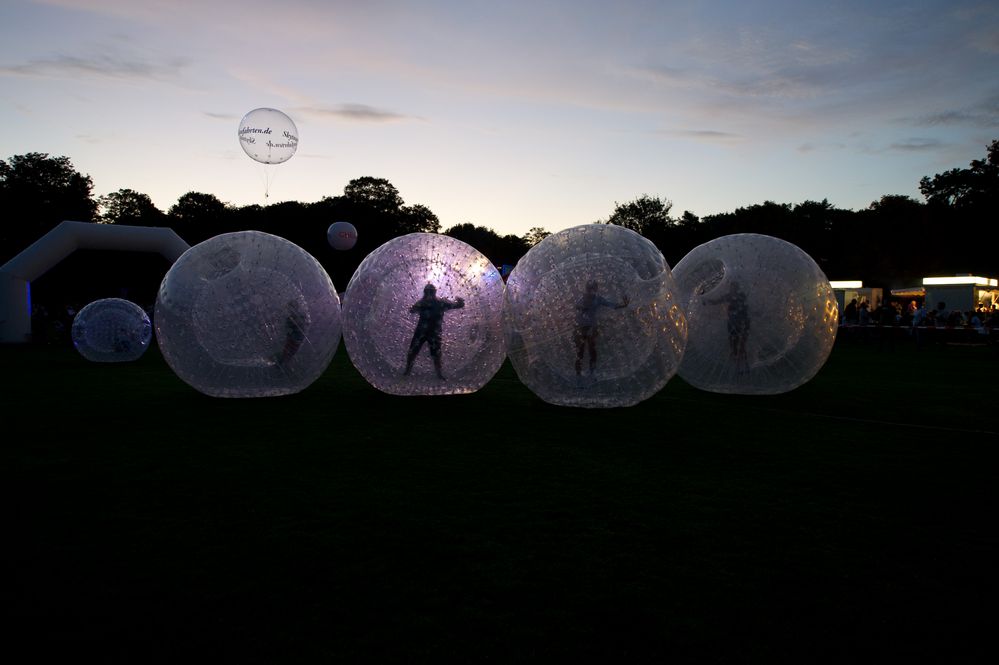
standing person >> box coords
[275,298,309,366]
[404,283,464,379]
[858,300,870,326]
[843,298,859,325]
[574,280,629,376]
[705,281,751,370]
[912,302,928,349]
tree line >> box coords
[2,140,996,296]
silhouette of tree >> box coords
[848,195,932,286]
[603,194,674,236]
[919,139,999,208]
[331,177,440,243]
[918,140,998,276]
[0,152,97,262]
[444,223,529,267]
[97,188,165,226]
[702,201,793,237]
[169,192,228,223]
[868,194,923,212]
[342,176,405,210]
[398,203,441,235]
[523,226,551,246]
[679,211,700,226]
[167,192,231,245]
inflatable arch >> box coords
[0,221,190,343]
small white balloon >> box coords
[238,108,299,165]
[327,221,358,250]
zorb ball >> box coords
[155,231,342,398]
[342,233,505,396]
[71,298,152,362]
[503,224,687,408]
[672,233,838,395]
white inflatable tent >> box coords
[0,221,189,343]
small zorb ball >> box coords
[503,224,687,408]
[71,298,152,362]
[342,233,505,396]
[155,231,342,398]
[672,233,838,395]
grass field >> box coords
[4,337,997,662]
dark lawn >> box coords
[3,338,997,662]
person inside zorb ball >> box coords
[71,297,152,362]
[672,233,838,395]
[342,233,505,396]
[503,224,687,408]
[404,283,465,379]
[155,231,342,398]
[573,279,629,376]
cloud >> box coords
[906,94,999,128]
[294,103,414,123]
[665,129,742,142]
[971,31,999,54]
[888,138,943,152]
[797,141,846,153]
[0,51,188,82]
[625,64,690,85]
[915,110,985,126]
[204,111,238,121]
[624,54,847,105]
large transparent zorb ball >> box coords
[155,231,342,398]
[504,224,687,408]
[672,233,838,395]
[71,298,152,362]
[342,233,505,396]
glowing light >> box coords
[922,276,997,286]
[829,280,863,289]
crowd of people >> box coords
[839,297,999,350]
[841,297,998,330]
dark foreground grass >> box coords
[3,339,997,662]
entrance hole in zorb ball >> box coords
[672,233,838,395]
[503,224,687,408]
[71,298,152,362]
[342,233,506,396]
[155,231,342,398]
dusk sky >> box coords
[1,0,997,236]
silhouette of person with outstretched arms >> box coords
[404,283,464,379]
[705,281,750,369]
[574,280,629,376]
